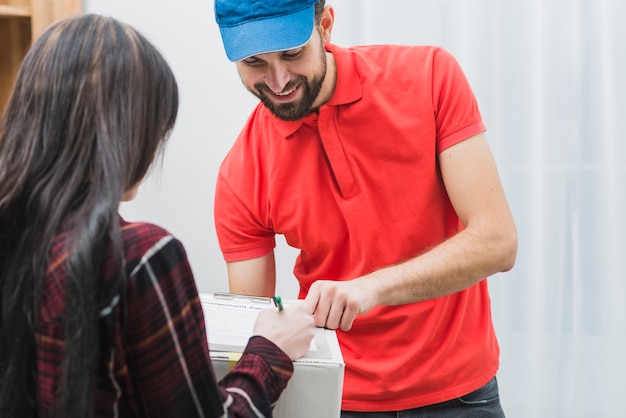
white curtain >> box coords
[330,1,626,417]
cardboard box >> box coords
[201,293,345,418]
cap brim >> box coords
[219,5,315,62]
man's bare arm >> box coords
[305,133,518,330]
[227,251,277,297]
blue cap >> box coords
[215,0,319,62]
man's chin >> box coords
[261,101,305,121]
[272,110,308,122]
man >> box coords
[213,0,518,415]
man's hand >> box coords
[304,279,377,331]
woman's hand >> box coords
[253,301,315,360]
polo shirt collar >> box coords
[274,43,363,138]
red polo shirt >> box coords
[214,43,499,411]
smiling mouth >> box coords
[273,84,299,97]
[274,86,298,96]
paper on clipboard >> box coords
[200,293,332,359]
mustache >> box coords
[254,76,307,96]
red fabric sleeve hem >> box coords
[222,242,275,263]
[437,120,486,153]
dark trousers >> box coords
[341,376,505,418]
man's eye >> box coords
[243,59,262,66]
[283,50,304,59]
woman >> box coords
[0,14,314,417]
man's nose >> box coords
[264,64,291,93]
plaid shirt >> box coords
[36,218,293,417]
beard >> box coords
[249,43,327,121]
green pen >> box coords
[273,296,284,311]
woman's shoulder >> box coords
[119,218,185,265]
[120,218,170,239]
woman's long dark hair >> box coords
[0,14,178,417]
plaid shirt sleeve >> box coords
[121,224,293,417]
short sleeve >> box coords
[431,48,486,152]
[214,170,276,262]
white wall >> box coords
[84,0,294,295]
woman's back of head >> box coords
[1,13,179,216]
[0,14,178,417]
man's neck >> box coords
[311,50,337,110]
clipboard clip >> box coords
[212,292,273,305]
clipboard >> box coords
[200,292,333,359]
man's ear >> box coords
[319,6,335,44]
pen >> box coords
[273,296,283,312]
